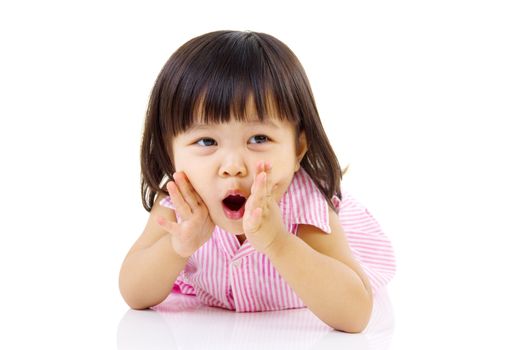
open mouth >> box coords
[222,194,247,220]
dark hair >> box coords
[140,30,342,212]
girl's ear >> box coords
[295,132,308,171]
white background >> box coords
[1,0,527,348]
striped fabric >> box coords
[159,168,396,312]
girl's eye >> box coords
[196,138,217,147]
[248,135,270,144]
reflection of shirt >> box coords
[160,168,396,312]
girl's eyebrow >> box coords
[188,119,280,132]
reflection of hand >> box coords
[156,172,215,258]
[243,161,288,254]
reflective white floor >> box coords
[117,288,394,350]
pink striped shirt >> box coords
[159,168,396,312]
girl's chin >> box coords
[216,220,245,235]
[210,208,245,234]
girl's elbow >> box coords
[119,282,155,310]
[123,293,162,310]
[335,314,371,333]
[121,292,149,310]
[338,296,373,333]
[336,320,368,334]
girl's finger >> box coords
[264,160,272,172]
[167,180,192,220]
[264,161,273,200]
[255,161,272,201]
[156,215,179,234]
[247,161,267,220]
[251,171,264,195]
[253,169,267,211]
[261,170,271,216]
[245,176,260,217]
[244,207,262,234]
[174,172,202,211]
[243,179,262,232]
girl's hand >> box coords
[156,172,215,258]
[243,161,288,255]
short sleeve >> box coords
[160,196,175,209]
[159,196,183,223]
[173,276,196,296]
[338,192,396,293]
[280,168,332,234]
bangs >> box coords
[191,88,287,128]
[157,31,304,136]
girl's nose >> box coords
[219,157,248,178]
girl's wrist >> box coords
[263,230,290,259]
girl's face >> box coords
[171,114,307,235]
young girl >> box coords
[119,30,396,333]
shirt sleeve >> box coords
[159,196,183,223]
[173,276,196,296]
[337,192,396,293]
[281,168,332,234]
[160,196,175,209]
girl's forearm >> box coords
[119,234,188,309]
[265,233,372,333]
